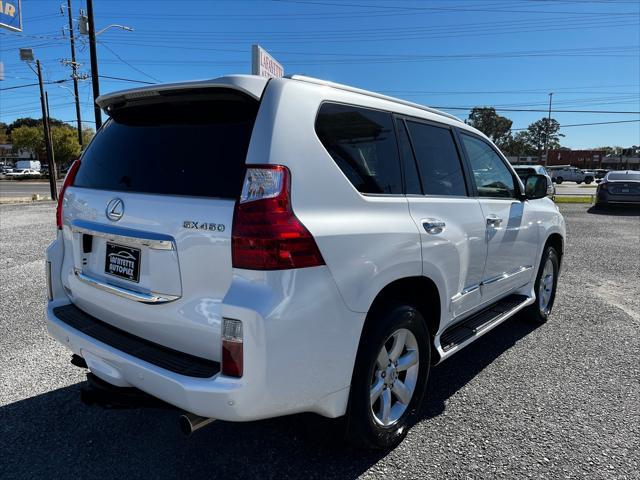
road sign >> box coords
[251,44,284,79]
[0,0,22,32]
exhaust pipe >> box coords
[179,412,216,436]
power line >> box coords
[512,119,640,130]
[0,79,72,91]
[99,74,155,84]
[273,0,640,16]
[434,107,640,114]
[97,41,162,83]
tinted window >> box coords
[608,172,640,181]
[315,103,402,194]
[461,134,517,198]
[74,91,258,198]
[514,167,536,180]
[406,121,466,196]
[397,120,422,194]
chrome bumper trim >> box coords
[74,269,180,304]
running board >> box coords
[438,294,533,360]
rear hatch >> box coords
[59,86,261,360]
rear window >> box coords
[315,102,402,194]
[514,167,536,179]
[608,172,640,181]
[74,90,259,198]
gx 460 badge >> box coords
[183,221,226,232]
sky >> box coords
[1,0,639,149]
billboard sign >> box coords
[0,0,22,32]
[252,44,284,79]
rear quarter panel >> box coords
[247,79,444,314]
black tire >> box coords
[576,181,582,185]
[585,177,594,184]
[346,303,430,449]
[555,177,563,184]
[523,246,560,324]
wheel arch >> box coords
[361,276,442,364]
[544,232,564,270]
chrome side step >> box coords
[437,294,534,362]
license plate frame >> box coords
[104,242,141,283]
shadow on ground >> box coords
[0,316,538,479]
[587,205,640,216]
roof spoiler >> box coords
[96,75,268,111]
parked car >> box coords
[595,170,640,207]
[5,168,40,177]
[594,169,609,179]
[549,166,594,184]
[45,75,565,449]
[0,166,13,174]
[511,164,555,196]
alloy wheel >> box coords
[369,328,419,426]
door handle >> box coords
[486,215,503,228]
[423,220,446,235]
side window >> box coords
[315,103,402,194]
[461,134,517,198]
[405,121,467,196]
[396,120,422,194]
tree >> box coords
[51,125,82,165]
[521,117,564,160]
[501,131,532,157]
[11,123,83,166]
[0,122,8,144]
[82,127,95,146]
[11,126,44,157]
[8,117,67,133]
[466,107,513,149]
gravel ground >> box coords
[1,202,638,479]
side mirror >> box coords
[524,174,548,200]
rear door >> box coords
[458,132,539,302]
[399,117,487,322]
[59,88,260,360]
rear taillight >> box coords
[221,318,243,377]
[56,159,81,229]
[231,165,325,270]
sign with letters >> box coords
[0,0,22,32]
[251,44,284,79]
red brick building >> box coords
[546,149,606,168]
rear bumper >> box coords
[596,191,640,205]
[46,247,364,421]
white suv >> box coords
[46,75,565,449]
[549,166,594,184]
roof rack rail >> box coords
[286,74,462,122]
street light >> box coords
[19,48,58,200]
[78,0,133,130]
[96,24,133,35]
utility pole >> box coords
[45,91,57,182]
[36,60,58,201]
[86,0,102,129]
[543,92,553,167]
[66,0,83,146]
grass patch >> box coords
[553,195,593,204]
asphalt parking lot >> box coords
[0,202,638,479]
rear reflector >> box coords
[232,165,325,270]
[56,159,81,229]
[221,318,243,378]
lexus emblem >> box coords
[105,198,125,222]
